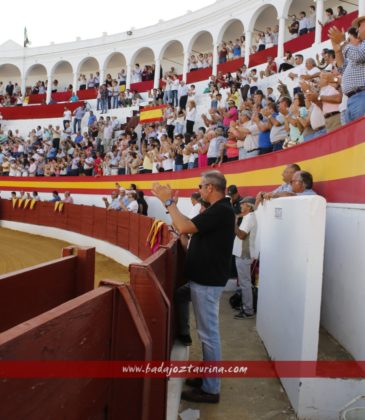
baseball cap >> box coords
[227,185,238,196]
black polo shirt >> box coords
[184,197,235,287]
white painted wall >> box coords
[256,196,327,412]
[321,204,365,361]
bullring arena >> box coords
[0,0,365,418]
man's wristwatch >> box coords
[339,40,347,48]
[164,198,174,208]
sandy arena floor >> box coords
[0,227,130,287]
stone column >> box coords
[244,31,252,67]
[126,64,132,89]
[21,73,26,96]
[72,72,78,94]
[315,0,325,44]
[277,16,286,59]
[154,58,160,89]
[212,43,219,76]
[359,0,365,16]
[46,72,52,104]
[183,51,189,82]
[99,68,105,87]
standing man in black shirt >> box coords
[152,170,235,403]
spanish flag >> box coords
[139,105,167,124]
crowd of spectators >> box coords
[0,11,363,178]
[8,183,148,215]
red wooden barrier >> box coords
[27,89,97,105]
[0,101,84,120]
[62,246,95,296]
[0,288,114,419]
[0,246,94,333]
[101,282,152,420]
[92,206,108,242]
[106,210,118,245]
[79,205,94,236]
[77,88,98,100]
[0,283,152,420]
[130,80,154,93]
[283,32,315,55]
[138,215,154,260]
[217,58,244,74]
[129,264,170,420]
[52,91,72,102]
[129,212,140,256]
[248,46,278,68]
[27,93,46,104]
[186,67,213,84]
[116,211,130,250]
[0,199,173,263]
[0,196,182,420]
[322,11,357,42]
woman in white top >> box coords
[120,191,139,213]
[186,100,197,134]
[189,55,198,71]
[256,32,265,51]
[264,28,273,48]
[131,64,142,83]
[197,54,204,69]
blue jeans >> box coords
[303,127,327,142]
[171,90,178,107]
[163,90,170,104]
[345,91,365,123]
[73,118,81,134]
[100,98,108,113]
[272,141,284,151]
[112,96,119,108]
[190,281,224,395]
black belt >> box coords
[313,126,325,131]
[347,87,365,98]
[324,111,340,119]
[247,148,260,153]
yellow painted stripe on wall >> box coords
[0,143,364,191]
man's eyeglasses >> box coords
[199,183,210,189]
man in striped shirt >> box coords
[329,16,365,122]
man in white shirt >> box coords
[131,64,142,83]
[300,58,321,82]
[298,11,309,36]
[229,111,259,159]
[288,54,305,94]
[188,192,201,219]
[232,196,257,319]
[63,107,72,130]
[178,80,189,110]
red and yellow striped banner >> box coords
[139,105,167,123]
[0,117,365,204]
